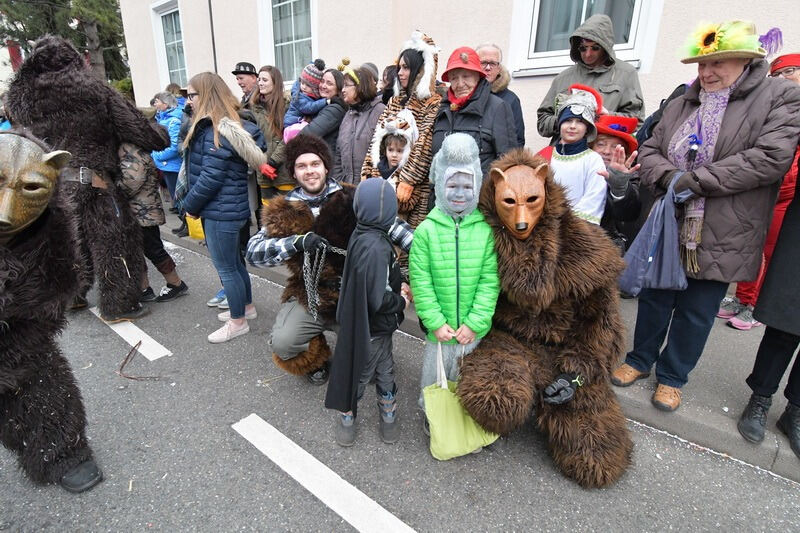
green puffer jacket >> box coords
[409,206,500,343]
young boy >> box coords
[408,133,499,427]
[283,59,328,128]
[369,109,419,187]
[538,84,607,225]
[324,178,410,447]
[378,134,407,180]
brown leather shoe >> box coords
[611,363,650,387]
[652,384,682,412]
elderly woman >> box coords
[362,31,442,228]
[332,61,385,184]
[431,46,517,175]
[151,91,183,204]
[611,21,800,412]
[301,68,347,155]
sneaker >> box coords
[727,305,762,331]
[717,295,744,319]
[101,303,150,324]
[218,306,257,322]
[208,320,250,343]
[335,413,357,447]
[140,287,157,302]
[155,281,188,302]
[207,289,226,307]
[611,363,650,387]
[652,384,682,412]
[218,297,229,310]
[306,361,330,386]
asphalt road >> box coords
[1,241,798,532]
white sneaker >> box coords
[217,307,257,322]
[208,321,250,343]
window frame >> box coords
[508,0,663,77]
[150,0,188,88]
[257,0,317,88]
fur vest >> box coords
[261,185,358,322]
[481,174,626,384]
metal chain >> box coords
[303,243,346,321]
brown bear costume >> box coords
[457,148,633,488]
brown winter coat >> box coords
[639,59,800,283]
[333,96,385,184]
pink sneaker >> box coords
[217,306,257,322]
[208,320,250,343]
[717,295,743,319]
[727,305,762,331]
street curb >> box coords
[160,227,799,483]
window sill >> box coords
[511,59,641,78]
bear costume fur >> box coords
[457,148,633,488]
[6,35,169,319]
[0,131,99,489]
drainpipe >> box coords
[207,0,218,73]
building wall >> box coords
[120,0,800,149]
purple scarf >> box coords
[666,70,746,272]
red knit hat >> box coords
[595,115,638,155]
[770,53,800,75]
[441,47,485,82]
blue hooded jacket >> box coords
[151,106,183,172]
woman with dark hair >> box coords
[301,68,347,155]
[246,65,294,204]
[333,61,385,184]
[179,72,267,343]
[380,64,398,105]
[361,31,442,228]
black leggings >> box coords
[141,225,175,275]
[746,326,800,406]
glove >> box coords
[259,163,277,180]
[606,168,629,198]
[542,373,585,405]
[294,232,328,252]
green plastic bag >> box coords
[423,343,499,460]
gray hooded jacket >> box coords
[536,14,645,141]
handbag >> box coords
[185,216,205,240]
[618,179,687,296]
[423,343,499,460]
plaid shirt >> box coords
[245,180,414,268]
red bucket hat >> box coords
[441,47,485,82]
[770,53,800,75]
[595,115,638,155]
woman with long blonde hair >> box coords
[179,72,267,343]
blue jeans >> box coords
[625,278,728,388]
[204,218,252,319]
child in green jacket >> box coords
[409,133,500,415]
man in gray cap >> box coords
[232,61,258,105]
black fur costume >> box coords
[0,176,94,484]
[6,36,169,317]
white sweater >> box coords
[550,148,607,224]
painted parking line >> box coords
[89,307,171,361]
[232,413,415,533]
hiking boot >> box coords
[218,306,257,322]
[652,384,682,412]
[140,287,157,303]
[101,303,150,323]
[611,363,650,387]
[156,281,188,302]
[737,393,772,443]
[60,459,103,493]
[171,220,187,235]
[717,295,744,319]
[306,361,330,386]
[776,403,800,460]
[207,288,226,307]
[727,305,762,331]
[208,320,250,343]
[335,413,356,447]
[378,390,399,444]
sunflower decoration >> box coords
[681,20,767,63]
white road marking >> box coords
[232,413,416,533]
[89,307,171,361]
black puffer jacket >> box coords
[431,79,517,175]
[302,97,347,156]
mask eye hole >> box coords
[503,198,515,205]
[526,196,538,203]
[24,183,43,192]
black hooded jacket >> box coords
[325,179,405,414]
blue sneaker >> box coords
[206,288,225,307]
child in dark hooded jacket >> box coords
[325,178,410,446]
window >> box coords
[509,0,663,75]
[272,0,312,82]
[160,10,187,87]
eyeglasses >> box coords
[480,61,500,69]
[770,67,798,78]
[343,83,356,89]
[187,92,199,100]
[579,45,602,53]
